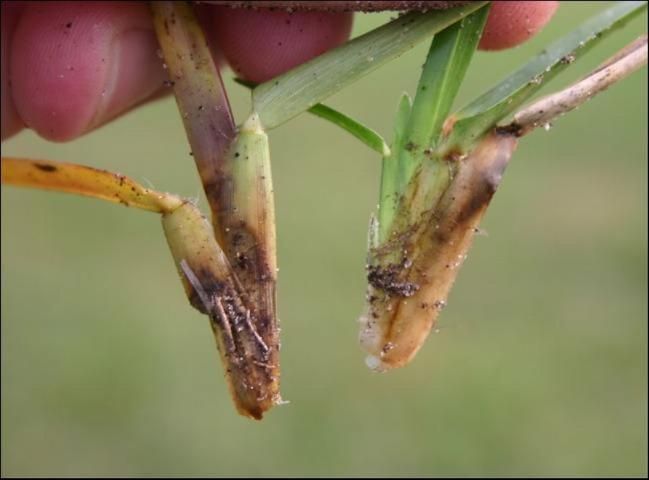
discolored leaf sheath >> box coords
[360,131,518,371]
[214,114,278,375]
[150,1,236,230]
[162,202,281,419]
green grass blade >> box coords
[378,92,412,241]
[403,4,490,152]
[445,1,648,150]
[375,6,489,242]
[235,77,389,155]
[253,2,488,129]
[397,5,490,194]
[308,104,390,156]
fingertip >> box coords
[207,7,353,83]
[1,2,26,140]
[11,4,104,141]
[10,1,165,142]
[479,1,559,51]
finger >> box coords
[205,6,353,83]
[8,1,167,142]
[1,2,26,140]
[479,1,559,51]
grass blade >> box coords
[235,77,390,156]
[393,5,490,230]
[378,6,489,241]
[253,2,488,129]
[509,35,647,135]
[378,92,412,241]
[1,157,183,214]
[444,0,648,151]
[308,104,391,156]
[402,4,489,154]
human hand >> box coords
[1,1,558,142]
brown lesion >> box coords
[217,207,277,331]
[34,163,58,173]
[367,262,419,298]
[181,262,280,420]
[495,123,524,137]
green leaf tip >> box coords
[308,104,391,156]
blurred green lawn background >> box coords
[2,2,647,476]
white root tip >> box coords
[365,355,389,372]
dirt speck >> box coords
[367,263,419,297]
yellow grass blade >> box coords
[1,157,182,214]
